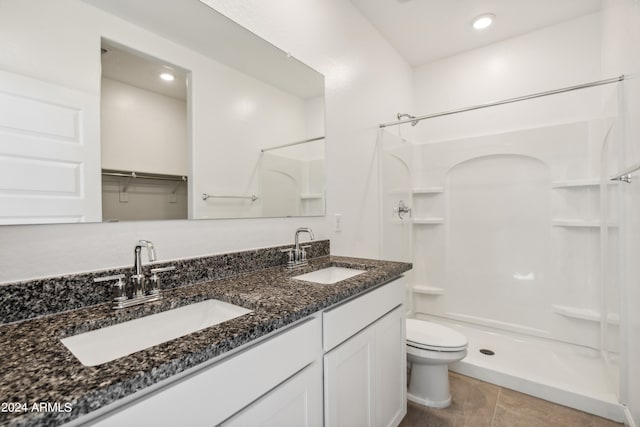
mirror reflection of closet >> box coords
[100,40,189,221]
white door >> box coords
[0,70,100,224]
[324,327,375,427]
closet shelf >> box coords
[552,304,620,325]
[101,169,187,195]
[412,187,444,194]
[413,218,445,225]
[413,285,444,295]
[551,219,617,228]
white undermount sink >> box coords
[61,299,252,366]
[293,266,366,284]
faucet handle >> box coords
[150,266,177,275]
[94,274,126,301]
[280,247,295,265]
[149,266,176,294]
[93,273,125,283]
[300,245,312,262]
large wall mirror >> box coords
[0,0,325,224]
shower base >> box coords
[415,314,625,422]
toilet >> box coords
[406,319,468,408]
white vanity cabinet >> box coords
[86,315,323,427]
[80,276,406,427]
[323,277,406,427]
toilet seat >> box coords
[406,319,467,352]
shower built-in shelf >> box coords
[552,304,620,325]
[388,187,444,195]
[551,219,617,228]
[413,218,445,225]
[413,285,444,295]
[300,193,323,200]
[412,187,444,194]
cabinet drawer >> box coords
[91,315,322,427]
[323,277,404,351]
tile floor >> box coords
[400,372,623,427]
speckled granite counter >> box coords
[0,255,411,426]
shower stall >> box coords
[379,77,631,422]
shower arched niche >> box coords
[378,79,624,422]
[443,154,552,338]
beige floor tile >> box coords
[492,387,623,427]
[399,373,624,427]
[399,401,427,427]
[402,372,501,427]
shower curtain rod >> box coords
[261,136,324,153]
[379,74,625,128]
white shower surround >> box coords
[380,106,623,420]
[410,119,617,350]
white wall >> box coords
[412,13,606,142]
[101,78,188,176]
[100,78,188,221]
[0,0,412,282]
[202,0,413,260]
[601,1,640,424]
[192,53,310,220]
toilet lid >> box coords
[406,319,467,350]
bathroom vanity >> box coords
[0,246,411,427]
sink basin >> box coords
[293,266,366,284]
[61,299,252,366]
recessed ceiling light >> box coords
[472,13,495,30]
[160,73,175,82]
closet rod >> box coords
[261,136,324,152]
[379,75,625,128]
[102,169,187,182]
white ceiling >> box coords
[101,42,188,100]
[83,0,324,99]
[350,0,602,66]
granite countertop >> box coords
[0,255,411,426]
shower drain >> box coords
[479,349,495,356]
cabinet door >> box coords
[324,327,375,427]
[324,305,406,427]
[223,361,323,427]
[374,306,406,427]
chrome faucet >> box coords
[282,227,315,269]
[94,240,175,309]
[132,240,156,297]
